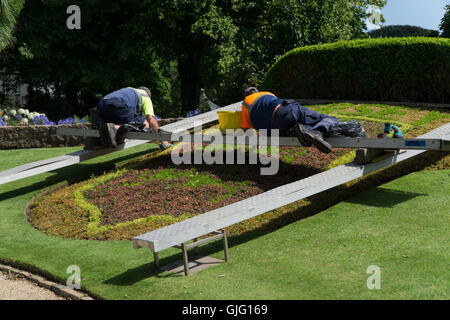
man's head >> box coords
[243,87,259,98]
[139,86,151,98]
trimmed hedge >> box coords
[262,37,450,103]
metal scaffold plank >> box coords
[118,132,450,151]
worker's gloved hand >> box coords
[159,143,173,151]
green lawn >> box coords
[0,144,448,299]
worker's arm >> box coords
[144,115,170,148]
[145,114,159,132]
[142,96,172,148]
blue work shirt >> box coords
[104,88,140,114]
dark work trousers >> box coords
[271,102,339,136]
[97,97,145,125]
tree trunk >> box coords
[177,48,204,115]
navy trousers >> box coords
[271,102,339,136]
[97,97,145,125]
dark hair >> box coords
[138,86,151,98]
[243,87,259,98]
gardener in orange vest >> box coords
[241,87,339,153]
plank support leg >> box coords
[181,243,189,276]
[223,229,229,262]
[153,251,160,269]
[193,238,199,255]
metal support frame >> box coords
[56,127,450,151]
[152,229,229,276]
[153,251,160,269]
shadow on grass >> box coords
[104,151,448,285]
[0,147,156,202]
[104,235,258,285]
[344,188,426,208]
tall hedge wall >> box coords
[262,37,450,103]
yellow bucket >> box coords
[217,111,242,133]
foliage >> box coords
[440,5,450,38]
[4,0,173,119]
[369,25,440,38]
[0,0,23,50]
[137,0,239,114]
[210,0,387,106]
[263,37,450,103]
[4,0,387,118]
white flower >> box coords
[23,109,30,116]
[21,118,29,124]
[9,109,17,116]
[3,115,9,121]
[18,108,26,114]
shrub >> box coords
[368,25,440,38]
[262,37,450,103]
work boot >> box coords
[100,123,117,148]
[294,124,332,154]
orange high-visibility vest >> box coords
[240,91,275,129]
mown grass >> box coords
[1,148,448,299]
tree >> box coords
[6,0,172,118]
[137,0,238,114]
[369,25,440,38]
[0,0,22,50]
[440,5,450,38]
[138,0,388,112]
[208,0,388,105]
[5,0,388,117]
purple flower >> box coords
[57,116,89,125]
[33,115,55,125]
[0,118,7,127]
[186,108,200,118]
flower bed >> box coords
[0,107,91,149]
[29,122,385,240]
[0,107,88,127]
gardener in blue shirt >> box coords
[241,87,339,153]
[97,87,172,149]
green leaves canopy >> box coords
[440,5,450,38]
[0,0,23,50]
